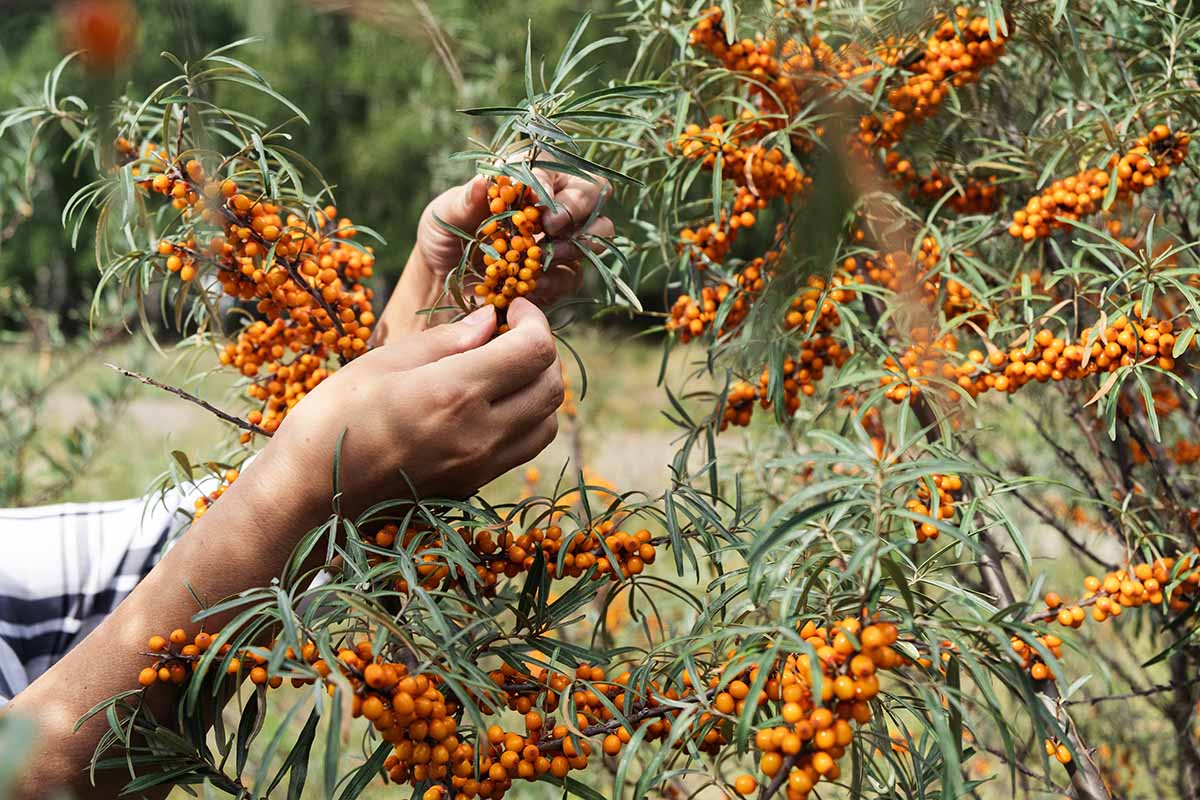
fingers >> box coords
[436,174,490,230]
[530,263,584,304]
[442,298,558,399]
[490,355,564,421]
[490,414,560,478]
[417,176,490,272]
[372,305,496,371]
[546,216,615,264]
[543,174,613,237]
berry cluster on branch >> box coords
[1008,126,1190,241]
[130,142,378,441]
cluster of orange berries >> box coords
[845,235,985,323]
[728,619,903,798]
[666,250,775,342]
[720,340,848,431]
[192,467,238,519]
[674,120,810,202]
[860,8,1011,153]
[321,645,473,792]
[679,186,764,267]
[136,628,220,687]
[1045,738,1073,765]
[908,169,1000,214]
[473,176,545,314]
[1044,552,1200,625]
[1009,632,1065,682]
[667,283,742,343]
[400,658,733,799]
[719,272,853,430]
[134,611,904,800]
[722,380,761,430]
[136,627,320,690]
[1009,125,1190,240]
[131,143,378,440]
[688,10,801,124]
[882,313,1185,404]
[363,519,657,594]
[880,329,960,403]
[905,473,962,542]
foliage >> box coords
[0,289,138,505]
[5,1,1200,800]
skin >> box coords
[4,171,613,799]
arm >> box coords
[5,300,562,799]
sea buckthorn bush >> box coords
[6,2,1200,799]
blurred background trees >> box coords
[0,0,625,333]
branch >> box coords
[758,753,799,800]
[106,363,272,439]
[919,409,1111,799]
[1063,675,1200,707]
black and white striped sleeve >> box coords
[0,493,190,704]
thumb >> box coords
[430,175,490,232]
[419,176,490,274]
[503,296,550,333]
[377,305,497,371]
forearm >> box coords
[5,451,325,799]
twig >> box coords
[758,753,799,800]
[106,363,272,439]
[1063,675,1200,707]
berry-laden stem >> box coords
[861,246,1112,800]
[106,363,273,438]
[976,538,1110,800]
[757,753,798,800]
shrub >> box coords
[5,2,1200,799]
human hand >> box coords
[255,299,562,522]
[416,170,615,305]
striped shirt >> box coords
[0,492,192,704]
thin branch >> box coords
[106,363,272,439]
[1063,675,1200,707]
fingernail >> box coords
[462,305,495,327]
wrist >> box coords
[228,442,331,549]
[373,248,452,343]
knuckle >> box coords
[429,379,469,414]
[547,371,566,411]
[525,329,558,370]
[542,415,560,446]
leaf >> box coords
[551,11,593,92]
[536,774,608,800]
[235,687,263,778]
[1174,327,1195,358]
[324,687,344,799]
[335,741,391,800]
[881,555,916,616]
[523,20,535,103]
[272,708,320,800]
[213,75,310,125]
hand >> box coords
[417,170,616,305]
[255,299,562,521]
